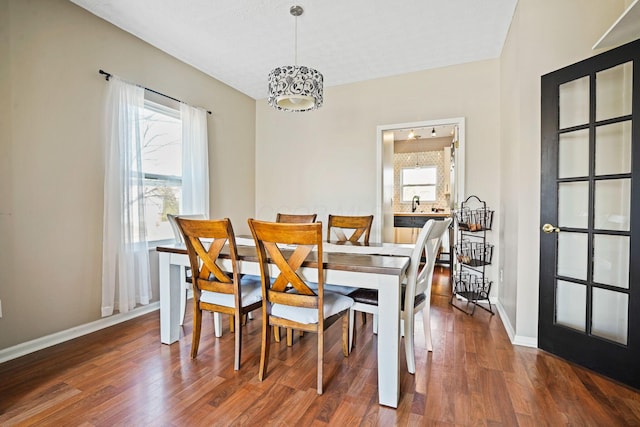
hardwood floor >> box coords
[1,267,639,426]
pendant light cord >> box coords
[294,14,298,66]
[289,5,303,66]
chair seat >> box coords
[271,291,354,324]
[200,279,262,308]
[308,282,354,295]
[349,288,426,310]
[240,274,263,283]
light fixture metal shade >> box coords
[268,65,323,112]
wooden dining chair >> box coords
[327,214,374,325]
[167,213,207,326]
[274,212,318,345]
[348,218,452,374]
[248,219,353,394]
[327,214,374,245]
[176,217,263,371]
[275,213,317,223]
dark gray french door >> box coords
[539,38,640,389]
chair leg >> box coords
[214,313,223,337]
[404,312,416,374]
[342,313,350,357]
[317,326,324,395]
[372,313,378,335]
[191,304,202,359]
[422,307,433,352]
[274,326,281,342]
[348,309,356,352]
[179,289,187,326]
[229,314,235,333]
[234,312,242,371]
[286,328,293,347]
[179,267,187,326]
[259,314,271,381]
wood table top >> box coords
[393,212,451,217]
[156,243,410,277]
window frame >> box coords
[140,99,183,243]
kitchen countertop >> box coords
[394,212,451,217]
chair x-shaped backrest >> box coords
[249,220,324,311]
[275,213,318,224]
[327,214,373,244]
[177,217,239,297]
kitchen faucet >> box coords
[411,195,420,213]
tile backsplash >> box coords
[394,151,449,213]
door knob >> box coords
[542,223,560,233]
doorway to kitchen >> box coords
[375,117,465,243]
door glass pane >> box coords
[592,287,628,345]
[560,76,590,129]
[593,234,629,289]
[595,121,632,175]
[557,232,587,280]
[596,61,633,122]
[556,280,586,332]
[594,178,630,231]
[558,182,589,228]
[559,129,589,178]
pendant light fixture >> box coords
[268,5,323,112]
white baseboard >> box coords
[495,301,516,341]
[0,302,160,364]
[512,334,538,348]
[495,300,537,348]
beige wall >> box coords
[255,59,501,270]
[498,0,626,341]
[0,1,11,343]
[0,0,256,350]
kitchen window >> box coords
[401,166,437,202]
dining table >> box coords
[156,237,412,408]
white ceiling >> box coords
[70,0,518,100]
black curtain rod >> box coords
[99,69,212,115]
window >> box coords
[401,166,437,202]
[141,100,182,241]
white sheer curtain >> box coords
[101,77,152,317]
[180,103,209,216]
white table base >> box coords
[157,248,403,408]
